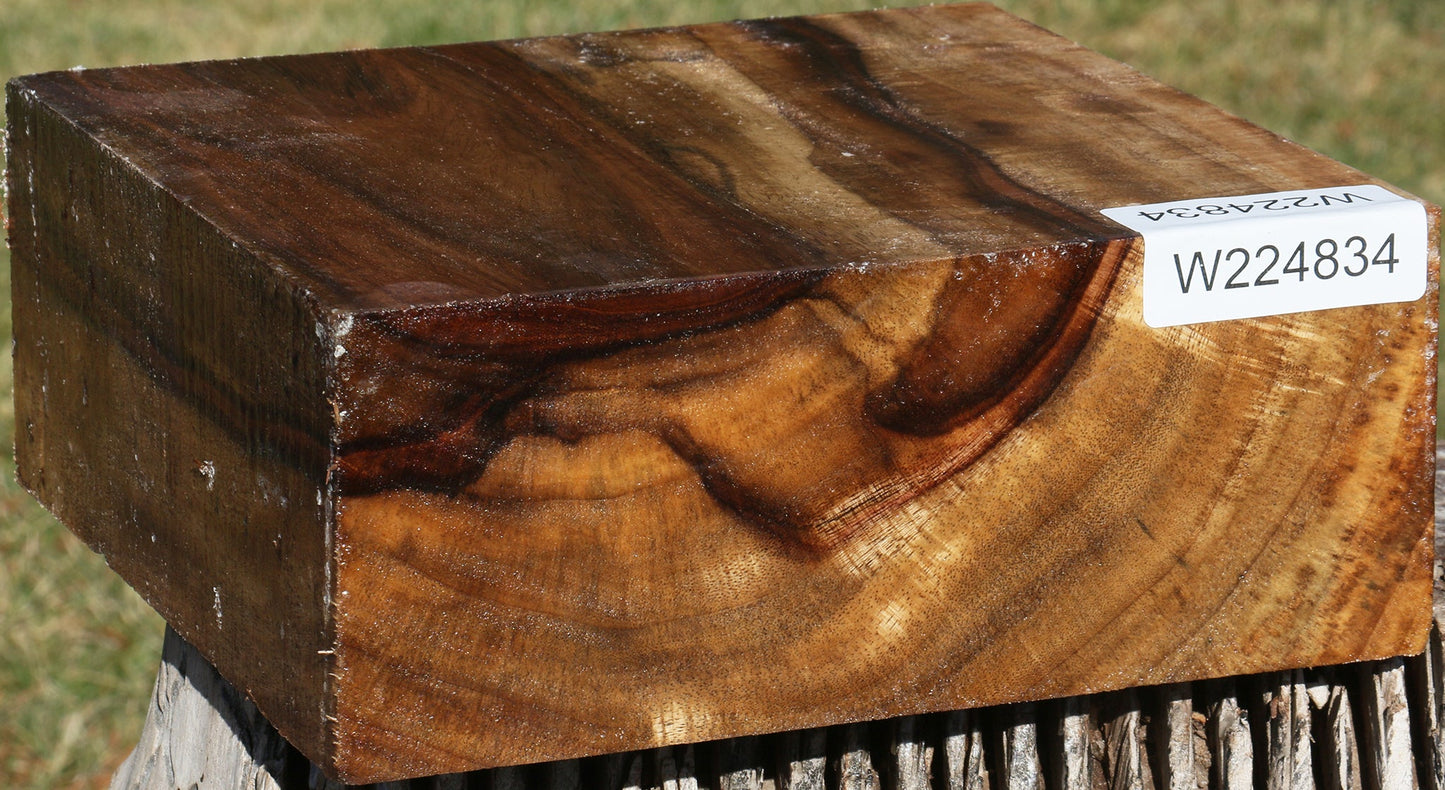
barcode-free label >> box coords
[1101,185,1427,328]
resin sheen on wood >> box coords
[6,3,1438,783]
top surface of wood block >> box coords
[9,3,1392,312]
[7,3,1438,784]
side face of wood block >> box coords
[6,4,1437,782]
[5,82,337,764]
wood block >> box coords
[6,4,1437,783]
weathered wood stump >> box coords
[7,3,1437,784]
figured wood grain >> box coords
[8,2,1437,783]
[106,456,1445,790]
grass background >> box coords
[1,1,1441,787]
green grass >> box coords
[1,1,1441,787]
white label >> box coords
[1101,185,1427,328]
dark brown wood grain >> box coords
[6,3,1438,783]
[6,73,337,766]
